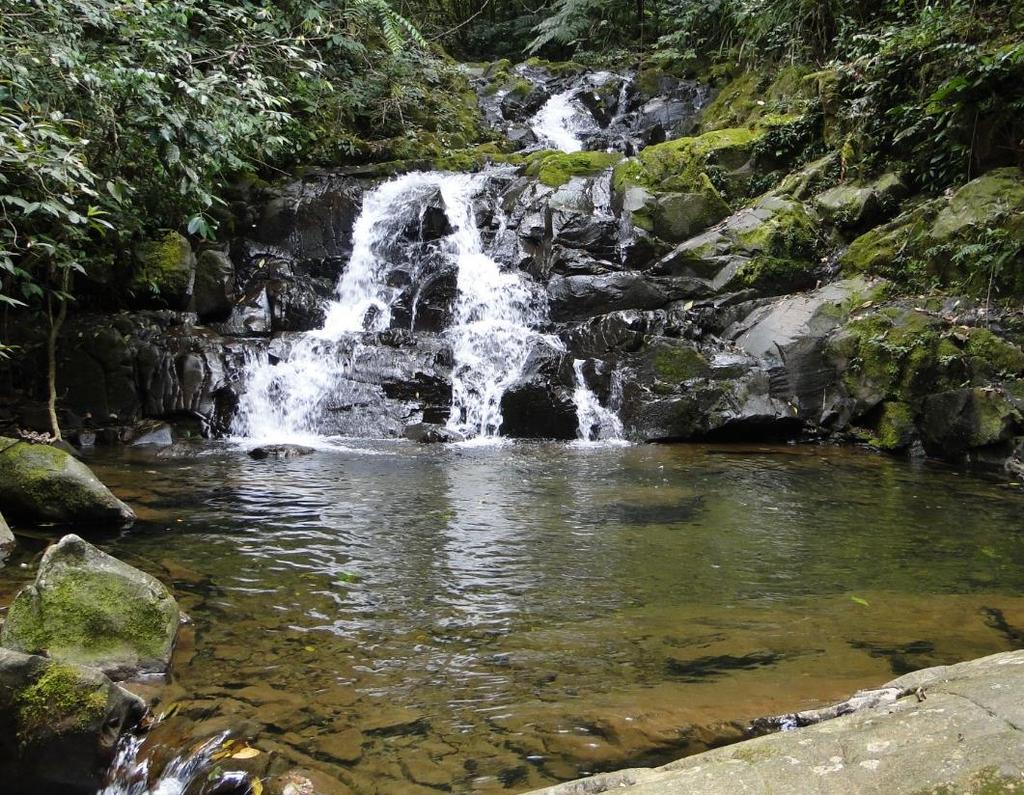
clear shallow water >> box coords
[4,442,1024,793]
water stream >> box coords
[39,442,1020,794]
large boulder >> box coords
[653,196,824,298]
[0,648,145,795]
[0,438,134,526]
[1,535,180,680]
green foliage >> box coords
[0,0,437,347]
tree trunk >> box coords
[46,272,69,441]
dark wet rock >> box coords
[0,534,180,680]
[919,387,1021,459]
[548,273,669,322]
[500,350,577,440]
[0,438,135,526]
[255,172,364,263]
[51,312,261,436]
[248,444,316,459]
[403,423,464,444]
[0,648,146,795]
[191,249,235,321]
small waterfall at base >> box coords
[100,731,235,795]
[571,359,625,443]
[234,169,554,443]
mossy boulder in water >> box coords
[0,648,145,795]
[0,438,135,526]
[920,388,1022,459]
[1,534,180,680]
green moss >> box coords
[524,150,623,188]
[834,307,962,405]
[652,342,711,384]
[699,67,814,133]
[17,663,107,738]
[730,255,816,295]
[6,568,173,666]
[870,401,916,450]
[523,57,585,77]
[132,231,192,299]
[614,128,761,197]
[964,328,1024,379]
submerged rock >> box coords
[526,649,1024,795]
[0,648,145,795]
[0,438,135,527]
[248,444,316,459]
[1,535,180,680]
[403,423,465,444]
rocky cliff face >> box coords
[2,62,1022,475]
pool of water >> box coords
[4,441,1024,793]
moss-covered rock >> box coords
[613,128,761,197]
[0,648,145,794]
[0,438,135,526]
[191,249,235,322]
[699,67,815,133]
[612,128,764,241]
[0,534,179,679]
[656,195,824,297]
[813,172,908,231]
[130,231,195,310]
[920,388,1022,458]
[869,401,917,451]
[523,150,623,188]
[841,168,1024,296]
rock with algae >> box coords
[0,437,135,527]
[0,647,145,795]
[1,534,180,680]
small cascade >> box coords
[530,88,596,152]
[100,731,235,795]
[234,169,553,443]
[572,359,625,443]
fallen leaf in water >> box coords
[232,747,261,759]
[850,596,870,607]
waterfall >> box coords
[572,359,625,443]
[530,89,593,152]
[234,169,553,442]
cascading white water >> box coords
[572,359,625,443]
[234,169,553,443]
[101,731,238,795]
[530,89,592,152]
